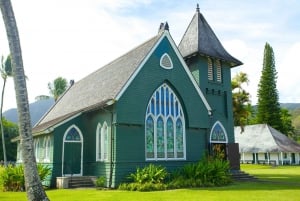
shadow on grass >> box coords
[187,177,300,192]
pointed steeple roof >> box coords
[178,5,242,67]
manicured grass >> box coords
[1,165,300,201]
[241,164,300,183]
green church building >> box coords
[15,5,242,188]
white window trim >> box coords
[34,139,40,162]
[160,53,173,69]
[210,121,228,143]
[17,143,22,162]
[62,124,83,176]
[96,122,109,162]
[96,123,102,161]
[43,136,51,163]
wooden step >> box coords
[68,176,96,188]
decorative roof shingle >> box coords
[34,34,162,133]
[178,5,242,67]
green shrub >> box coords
[118,164,168,191]
[170,156,232,188]
[0,164,51,191]
[95,176,106,188]
[119,156,232,191]
[129,164,168,184]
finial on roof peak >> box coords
[158,22,169,34]
[196,3,200,13]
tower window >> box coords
[208,57,213,81]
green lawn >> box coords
[1,164,300,201]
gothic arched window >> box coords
[145,83,185,160]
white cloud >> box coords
[1,0,300,111]
[277,43,300,103]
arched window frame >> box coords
[145,83,186,161]
[96,122,109,161]
[210,121,228,143]
[44,136,51,162]
[62,124,83,176]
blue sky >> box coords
[1,0,300,111]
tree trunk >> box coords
[0,1,49,200]
[0,77,7,166]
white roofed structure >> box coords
[235,124,300,165]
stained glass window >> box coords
[157,117,165,158]
[65,127,81,141]
[210,121,227,142]
[167,118,174,158]
[146,116,154,158]
[145,83,185,160]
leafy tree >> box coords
[0,117,18,162]
[0,54,12,166]
[35,76,69,101]
[232,72,252,131]
[256,43,282,131]
[0,1,49,200]
[48,76,68,101]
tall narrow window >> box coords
[44,136,51,162]
[96,122,109,161]
[34,139,40,162]
[208,57,213,81]
[17,143,22,162]
[216,59,222,82]
[101,122,108,160]
[145,83,186,160]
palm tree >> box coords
[48,77,68,101]
[0,54,12,166]
[35,76,69,101]
[232,72,251,132]
[0,1,49,200]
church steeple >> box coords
[196,3,200,13]
[178,5,242,67]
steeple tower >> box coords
[178,5,242,67]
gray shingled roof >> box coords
[33,34,162,133]
[178,7,242,67]
[235,124,300,153]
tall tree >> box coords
[232,72,252,131]
[0,1,49,200]
[256,42,282,131]
[280,108,296,138]
[0,54,12,166]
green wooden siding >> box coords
[33,34,236,188]
[113,36,210,185]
